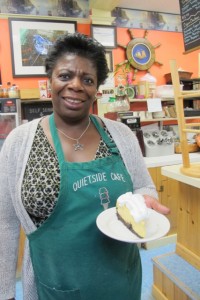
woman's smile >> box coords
[62,96,85,110]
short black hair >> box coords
[45,32,109,88]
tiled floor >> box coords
[16,243,176,299]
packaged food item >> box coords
[138,73,157,98]
[38,80,48,98]
[156,85,183,98]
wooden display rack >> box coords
[170,60,200,178]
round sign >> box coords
[126,38,155,71]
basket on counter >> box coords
[164,71,193,83]
[175,142,199,153]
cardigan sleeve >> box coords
[102,117,158,199]
[0,139,21,299]
[127,131,158,198]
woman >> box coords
[0,32,169,300]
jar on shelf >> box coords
[107,97,116,112]
[0,85,3,98]
[2,88,8,98]
[115,95,130,112]
[8,84,20,98]
[138,73,157,98]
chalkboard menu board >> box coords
[22,102,53,121]
[179,0,200,53]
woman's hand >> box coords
[143,195,170,215]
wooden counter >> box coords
[144,152,200,168]
[162,165,200,270]
[152,164,200,300]
[143,153,200,249]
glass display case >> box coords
[0,98,21,150]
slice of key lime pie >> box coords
[116,192,150,238]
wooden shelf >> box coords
[20,98,199,124]
[140,116,199,123]
[129,98,174,103]
[20,98,52,104]
[129,96,200,123]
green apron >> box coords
[27,114,142,300]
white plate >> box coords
[96,207,170,243]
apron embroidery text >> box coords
[72,172,126,191]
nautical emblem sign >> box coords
[118,29,162,72]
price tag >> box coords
[147,98,162,112]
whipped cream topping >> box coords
[117,192,149,222]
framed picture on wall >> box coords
[8,18,77,77]
[91,25,117,48]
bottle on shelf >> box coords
[0,85,3,98]
[138,72,157,98]
[2,88,8,98]
[8,84,20,98]
[107,96,116,112]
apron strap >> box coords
[49,113,65,163]
[90,115,120,155]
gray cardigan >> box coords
[0,116,157,300]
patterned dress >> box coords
[21,123,113,227]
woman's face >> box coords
[50,54,98,122]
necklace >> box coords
[56,118,91,151]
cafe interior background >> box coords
[0,0,199,88]
[0,1,200,300]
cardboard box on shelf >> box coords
[20,88,40,99]
[164,71,193,83]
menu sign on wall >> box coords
[179,0,200,53]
